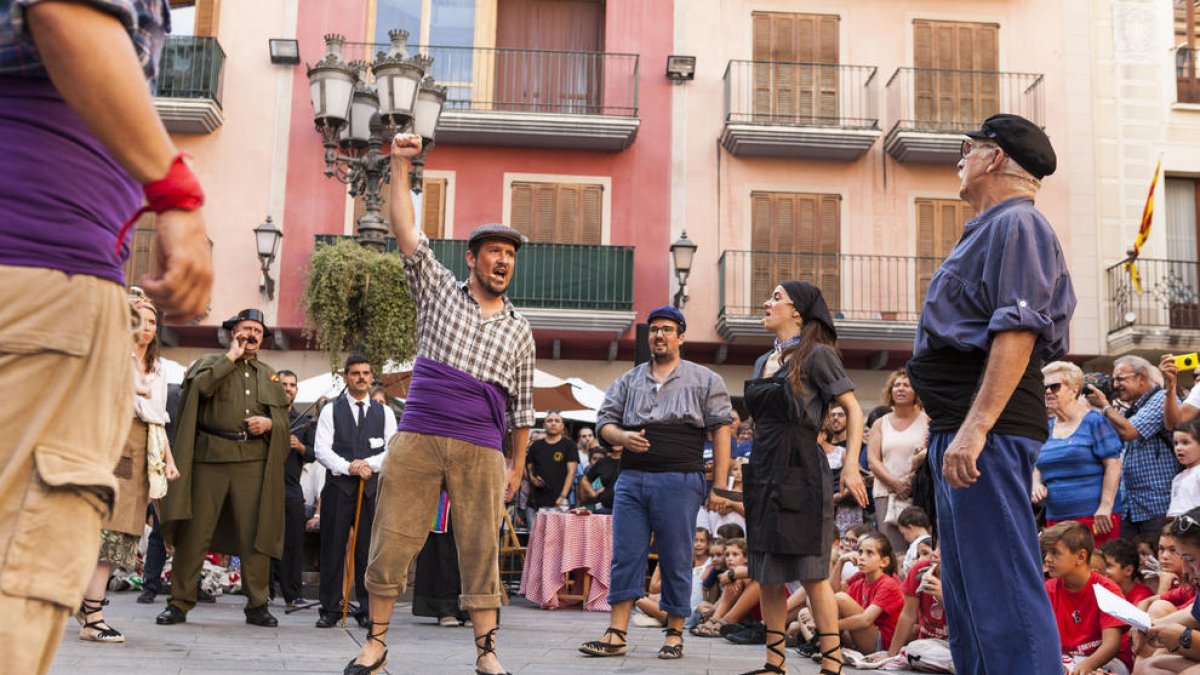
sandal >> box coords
[815,631,844,675]
[579,626,628,657]
[737,628,787,674]
[474,627,513,675]
[77,597,124,643]
[689,618,727,637]
[658,627,684,660]
[343,622,388,675]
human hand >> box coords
[1161,354,1180,387]
[623,429,650,453]
[504,466,521,503]
[1084,384,1109,410]
[942,427,986,488]
[305,516,320,532]
[226,329,247,361]
[707,492,731,513]
[391,133,423,161]
[140,209,212,324]
[919,573,942,599]
[1093,507,1114,535]
[840,465,868,507]
[895,476,912,501]
[244,416,272,435]
[1031,480,1048,504]
[165,458,180,481]
[290,434,306,452]
[530,474,546,488]
[1147,622,1186,650]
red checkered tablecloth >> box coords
[519,511,613,611]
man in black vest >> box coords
[271,370,316,607]
[313,355,397,628]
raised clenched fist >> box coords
[391,132,422,160]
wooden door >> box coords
[751,12,839,125]
[915,198,972,304]
[913,20,999,129]
[750,192,841,313]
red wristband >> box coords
[115,153,205,256]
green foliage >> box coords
[302,238,415,374]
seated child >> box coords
[1042,520,1128,675]
[1134,526,1197,659]
[1168,420,1200,518]
[691,538,760,637]
[1135,506,1200,673]
[833,531,904,653]
[896,506,933,578]
[695,537,727,622]
[888,536,946,656]
[1100,538,1154,668]
[639,527,712,628]
[833,523,873,585]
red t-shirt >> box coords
[1044,572,1124,658]
[901,560,948,641]
[1160,582,1198,608]
[1115,583,1155,669]
[847,571,905,648]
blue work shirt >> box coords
[913,196,1076,362]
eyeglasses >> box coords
[960,140,999,159]
[648,326,679,336]
[1044,383,1063,393]
[1112,374,1138,383]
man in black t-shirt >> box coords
[525,412,577,519]
[580,444,622,512]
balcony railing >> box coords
[886,67,1044,134]
[1107,258,1200,334]
[156,36,226,105]
[719,250,945,324]
[315,236,634,311]
[1178,47,1200,104]
[724,60,878,129]
[342,42,638,116]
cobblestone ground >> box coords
[50,591,838,674]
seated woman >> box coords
[1133,507,1200,674]
[691,538,761,637]
[831,531,904,654]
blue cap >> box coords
[647,305,686,333]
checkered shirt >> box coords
[405,235,536,430]
[1120,388,1179,522]
[0,0,167,79]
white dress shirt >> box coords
[314,392,397,476]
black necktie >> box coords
[356,401,365,425]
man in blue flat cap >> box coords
[580,305,734,662]
[907,113,1076,674]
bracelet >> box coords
[115,153,205,255]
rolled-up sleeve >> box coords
[983,214,1059,341]
[597,373,630,431]
[702,373,734,430]
[507,334,536,430]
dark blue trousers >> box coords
[928,432,1062,675]
[143,505,167,593]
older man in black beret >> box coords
[157,309,291,628]
[906,114,1076,674]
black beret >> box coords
[965,113,1056,179]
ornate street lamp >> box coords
[670,230,697,309]
[306,30,446,250]
[254,216,284,300]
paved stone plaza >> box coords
[50,592,836,674]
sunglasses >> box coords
[1175,514,1200,536]
[1044,383,1063,393]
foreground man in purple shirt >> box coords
[0,2,211,672]
[345,133,535,675]
[906,114,1075,674]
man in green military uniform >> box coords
[156,309,290,627]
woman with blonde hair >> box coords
[1033,360,1123,545]
[75,291,179,642]
[867,370,929,555]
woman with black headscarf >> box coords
[736,281,868,675]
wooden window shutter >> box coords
[421,178,446,239]
[914,20,1000,127]
[752,12,839,123]
[510,181,603,244]
[915,197,970,302]
[534,184,556,242]
[511,182,534,239]
[749,191,841,310]
[580,185,603,244]
[123,212,157,287]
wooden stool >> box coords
[557,568,593,604]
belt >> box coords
[199,425,262,442]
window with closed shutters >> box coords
[123,213,157,289]
[751,12,839,125]
[750,191,841,311]
[353,176,447,240]
[510,181,602,244]
[915,198,971,304]
[912,20,999,128]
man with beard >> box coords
[906,114,1075,674]
[270,370,316,608]
[157,309,290,628]
[344,134,534,675]
[579,305,734,662]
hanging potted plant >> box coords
[302,237,416,374]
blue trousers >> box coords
[929,432,1061,675]
[143,504,167,593]
[607,469,706,617]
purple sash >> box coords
[399,357,508,451]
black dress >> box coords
[742,344,854,584]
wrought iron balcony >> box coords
[340,41,640,150]
[155,36,226,134]
[721,60,880,160]
[884,67,1044,163]
[1178,47,1200,104]
[1107,257,1200,352]
[717,250,944,345]
[315,235,635,333]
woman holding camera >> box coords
[1032,361,1123,545]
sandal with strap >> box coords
[658,627,684,660]
[737,628,787,674]
[475,627,513,675]
[579,626,628,657]
[815,631,844,675]
[343,622,388,675]
[77,597,124,643]
[689,618,727,637]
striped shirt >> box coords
[404,235,535,430]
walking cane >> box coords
[341,477,366,628]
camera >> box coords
[1084,372,1114,401]
[1175,352,1200,372]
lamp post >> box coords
[254,216,284,300]
[306,30,446,250]
[670,230,697,309]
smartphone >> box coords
[918,563,938,593]
[1175,353,1200,371]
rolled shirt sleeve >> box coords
[507,333,536,430]
[596,374,630,433]
[702,371,734,431]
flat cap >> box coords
[468,223,524,251]
[965,113,1056,179]
[647,305,686,333]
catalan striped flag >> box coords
[1125,158,1162,293]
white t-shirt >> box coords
[696,507,746,535]
[824,445,845,471]
[1184,384,1200,410]
[1169,465,1200,517]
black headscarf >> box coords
[781,280,837,339]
